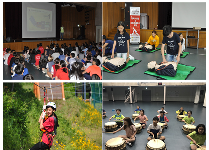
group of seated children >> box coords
[106,106,205,149]
[176,107,206,150]
[3,48,33,80]
[3,41,102,80]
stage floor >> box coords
[103,101,206,150]
[102,45,206,80]
[4,38,87,42]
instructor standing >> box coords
[60,25,64,40]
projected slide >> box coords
[22,2,56,38]
[27,7,52,31]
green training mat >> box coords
[103,59,141,74]
[164,52,190,58]
[144,64,195,80]
[135,49,157,53]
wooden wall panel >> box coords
[103,2,125,37]
[187,31,206,48]
[85,9,96,42]
[132,2,158,29]
[61,7,96,42]
[3,40,89,52]
[103,2,158,37]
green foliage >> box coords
[3,83,42,150]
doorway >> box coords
[142,90,151,101]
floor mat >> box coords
[135,49,157,53]
[103,60,141,74]
[144,63,195,80]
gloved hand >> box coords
[43,105,46,111]
[42,111,46,119]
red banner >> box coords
[130,7,140,43]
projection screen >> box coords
[172,2,206,28]
[22,2,56,38]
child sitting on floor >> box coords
[157,107,168,114]
[134,109,148,129]
[182,110,195,125]
[109,109,125,128]
[51,58,60,80]
[12,64,24,80]
[82,58,102,80]
[147,116,165,141]
[103,109,106,118]
[66,53,76,70]
[145,30,159,50]
[186,124,206,150]
[178,33,185,53]
[11,58,20,78]
[55,60,69,80]
[30,49,36,65]
[52,48,60,61]
[176,107,187,115]
[39,57,48,73]
[84,55,92,70]
[4,48,11,65]
[59,50,65,61]
[20,60,29,77]
[46,56,55,79]
[70,62,85,80]
[158,111,169,129]
[134,106,141,114]
[113,117,136,147]
[35,50,41,69]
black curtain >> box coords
[158,2,172,29]
[55,2,62,39]
[5,2,22,40]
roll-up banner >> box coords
[130,7,140,44]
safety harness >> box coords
[40,116,57,149]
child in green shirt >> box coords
[109,109,125,128]
[186,124,206,150]
[182,110,195,124]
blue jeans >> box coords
[117,53,127,60]
[166,54,177,62]
[60,33,64,39]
